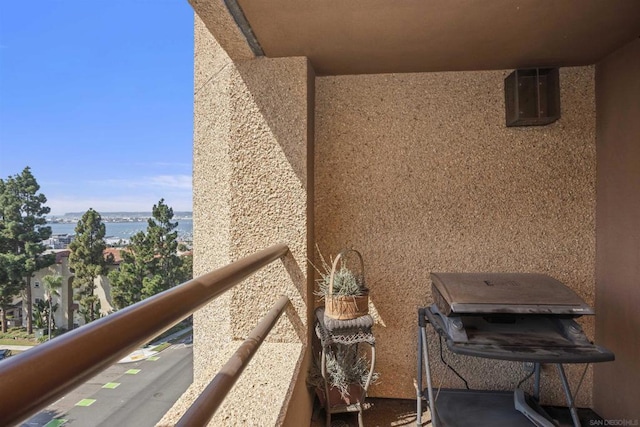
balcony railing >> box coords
[0,243,290,426]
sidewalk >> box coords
[150,325,193,346]
[118,324,193,363]
[0,344,34,351]
[0,325,192,361]
[118,348,159,363]
[0,344,158,362]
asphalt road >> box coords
[21,343,193,427]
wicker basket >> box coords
[324,249,369,320]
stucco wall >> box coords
[594,38,640,420]
[161,16,314,426]
[191,18,311,351]
[315,67,597,404]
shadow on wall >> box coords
[221,55,314,345]
[281,250,308,344]
[234,57,312,191]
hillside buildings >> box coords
[42,234,75,250]
[8,249,120,332]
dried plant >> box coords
[308,344,380,401]
[311,246,367,299]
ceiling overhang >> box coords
[195,0,640,75]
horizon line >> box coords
[48,211,193,218]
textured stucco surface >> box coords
[157,342,304,426]
[315,67,597,405]
[226,54,311,344]
[189,0,255,62]
[191,12,311,369]
[594,38,640,420]
[161,16,314,425]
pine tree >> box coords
[68,209,109,323]
[0,253,24,333]
[178,249,193,285]
[0,167,54,333]
[0,179,22,333]
[109,231,153,309]
[109,199,191,309]
[142,199,185,298]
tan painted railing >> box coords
[0,243,290,426]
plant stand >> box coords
[314,307,376,427]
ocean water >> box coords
[49,219,193,240]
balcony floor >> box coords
[310,397,605,426]
[311,398,430,427]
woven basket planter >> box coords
[325,294,369,320]
[324,249,369,320]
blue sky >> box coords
[0,0,194,215]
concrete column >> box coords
[594,38,640,421]
[160,15,315,426]
[192,10,313,364]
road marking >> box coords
[44,419,67,427]
[147,356,160,361]
[102,382,121,389]
[75,398,96,407]
[125,369,141,375]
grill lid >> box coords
[430,272,594,316]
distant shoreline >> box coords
[51,211,193,217]
[47,212,193,224]
[48,218,193,241]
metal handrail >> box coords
[176,294,291,426]
[0,243,290,426]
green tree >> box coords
[108,231,153,309]
[0,167,54,334]
[142,199,186,297]
[109,199,191,309]
[0,254,24,333]
[32,299,47,329]
[179,251,193,285]
[42,273,62,339]
[0,184,24,332]
[68,209,109,323]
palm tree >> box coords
[42,274,62,340]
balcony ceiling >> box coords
[235,0,640,75]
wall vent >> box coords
[505,68,560,127]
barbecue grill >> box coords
[417,272,615,427]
